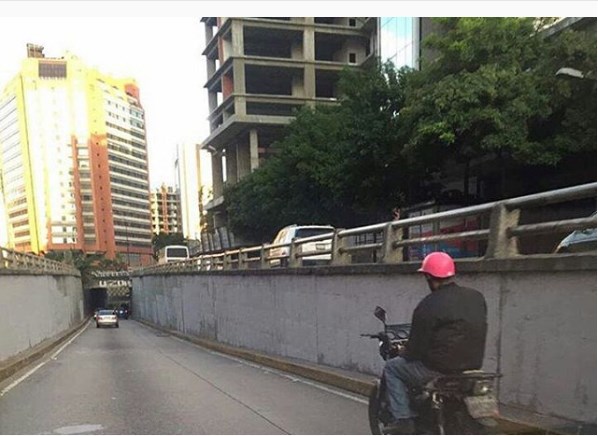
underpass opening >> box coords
[85,288,108,314]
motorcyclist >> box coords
[383,251,488,434]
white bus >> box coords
[158,245,190,264]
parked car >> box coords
[269,225,334,267]
[96,309,119,328]
[554,213,597,253]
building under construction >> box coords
[200,17,379,239]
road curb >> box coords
[136,318,558,435]
[0,317,90,384]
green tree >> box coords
[97,253,128,271]
[44,250,113,284]
[333,62,413,217]
[226,106,350,242]
[225,61,411,242]
[400,18,596,197]
[225,18,596,242]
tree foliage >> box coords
[44,250,127,284]
[225,18,596,243]
[401,18,596,170]
[226,61,410,242]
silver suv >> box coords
[269,225,334,267]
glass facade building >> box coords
[380,17,419,69]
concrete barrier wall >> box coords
[132,255,596,426]
[0,272,84,363]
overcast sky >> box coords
[0,2,593,189]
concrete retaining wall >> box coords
[0,272,84,363]
[132,255,596,426]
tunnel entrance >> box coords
[85,288,108,314]
[84,287,132,315]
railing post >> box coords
[238,250,248,270]
[331,230,351,266]
[381,222,404,264]
[485,203,520,258]
[288,239,301,268]
[260,244,270,269]
[222,253,231,270]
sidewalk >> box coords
[136,318,580,435]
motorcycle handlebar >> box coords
[360,333,381,339]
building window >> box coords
[349,18,356,27]
[39,61,67,78]
[349,53,357,64]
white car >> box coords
[96,310,119,328]
[269,225,334,267]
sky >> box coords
[380,17,416,68]
[0,16,208,189]
[0,1,594,190]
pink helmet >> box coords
[418,251,455,278]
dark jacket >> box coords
[405,282,487,373]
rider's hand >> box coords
[396,344,407,357]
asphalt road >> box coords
[0,320,370,435]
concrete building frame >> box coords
[200,17,379,232]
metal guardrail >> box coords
[0,247,79,275]
[135,182,597,274]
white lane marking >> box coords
[168,335,369,405]
[53,424,104,434]
[0,361,48,397]
[51,321,90,360]
[0,321,90,397]
[277,373,369,405]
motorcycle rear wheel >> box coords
[445,402,495,435]
[368,382,386,435]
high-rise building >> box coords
[0,193,8,247]
[200,17,379,232]
[379,17,438,70]
[380,17,419,69]
[175,142,203,240]
[150,184,182,235]
[0,44,153,265]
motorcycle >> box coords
[362,306,501,435]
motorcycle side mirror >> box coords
[374,306,387,323]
